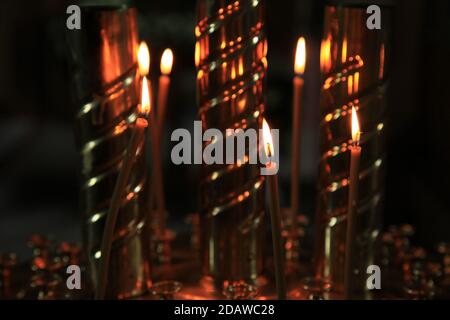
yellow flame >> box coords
[379,43,385,80]
[140,76,151,115]
[195,41,200,68]
[262,118,274,159]
[351,106,360,144]
[347,75,353,96]
[294,37,306,75]
[354,72,360,93]
[341,38,347,64]
[160,48,174,75]
[138,41,150,77]
[320,36,331,73]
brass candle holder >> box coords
[67,5,151,299]
[195,0,267,290]
[313,1,393,297]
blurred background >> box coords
[0,0,449,257]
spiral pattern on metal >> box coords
[67,6,151,298]
[195,0,267,288]
[315,5,391,294]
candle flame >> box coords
[195,41,200,68]
[354,72,360,93]
[379,43,385,80]
[262,118,274,160]
[140,76,151,116]
[347,75,353,96]
[138,41,150,77]
[341,38,347,63]
[160,48,174,75]
[294,37,306,75]
[351,106,360,145]
[320,36,332,73]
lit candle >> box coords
[96,59,151,300]
[138,42,167,234]
[137,41,150,77]
[157,48,173,142]
[262,119,287,300]
[344,106,361,299]
[320,36,332,74]
[291,37,306,225]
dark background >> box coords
[0,0,449,257]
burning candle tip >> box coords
[140,76,151,116]
[262,118,274,164]
[351,106,361,146]
[161,48,174,75]
[138,41,150,77]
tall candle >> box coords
[157,48,173,142]
[138,42,166,234]
[262,119,287,300]
[344,106,361,299]
[149,93,167,234]
[291,37,306,225]
[96,76,151,300]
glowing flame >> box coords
[354,72,360,93]
[195,41,200,68]
[347,75,353,96]
[138,41,150,77]
[294,37,306,75]
[379,43,385,80]
[262,118,274,159]
[320,37,332,73]
[140,76,151,116]
[341,38,347,63]
[160,48,174,75]
[351,106,360,145]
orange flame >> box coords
[294,37,306,75]
[140,76,151,116]
[320,36,332,73]
[351,106,360,145]
[347,75,353,96]
[195,41,200,68]
[354,72,360,93]
[160,48,174,75]
[138,41,150,77]
[341,38,347,64]
[379,43,385,80]
[262,118,274,160]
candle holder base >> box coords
[289,277,337,300]
[151,228,176,265]
[281,208,311,269]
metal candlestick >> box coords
[195,0,267,290]
[314,3,393,297]
[66,5,151,298]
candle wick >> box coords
[266,142,272,166]
[353,131,361,147]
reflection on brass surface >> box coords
[315,5,392,296]
[67,5,151,298]
[195,0,267,288]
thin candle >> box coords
[157,48,173,142]
[262,119,287,300]
[138,42,167,235]
[149,88,167,234]
[291,37,306,227]
[137,41,150,77]
[344,106,361,299]
[96,69,150,300]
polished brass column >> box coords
[195,0,267,289]
[315,2,393,297]
[67,5,151,299]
